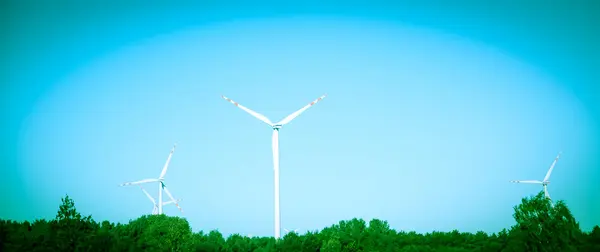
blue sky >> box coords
[1,1,599,237]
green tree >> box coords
[364,219,396,251]
[0,193,597,252]
[301,231,322,252]
[338,218,367,251]
[29,219,53,252]
[212,230,228,247]
[183,231,221,252]
[52,195,97,251]
[506,190,582,252]
[130,214,192,251]
[86,220,114,252]
[579,225,600,251]
[321,237,342,252]
[225,233,252,252]
[280,231,302,251]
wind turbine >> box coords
[510,152,561,204]
[120,143,182,215]
[139,185,183,215]
[283,228,300,235]
[222,94,326,239]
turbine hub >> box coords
[272,124,282,130]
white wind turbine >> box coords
[510,152,561,204]
[283,228,300,235]
[120,144,183,215]
[222,94,326,239]
[139,185,183,215]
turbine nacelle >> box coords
[272,124,283,130]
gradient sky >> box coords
[1,1,599,237]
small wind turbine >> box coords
[511,152,561,205]
[120,144,183,215]
[139,185,183,215]
[222,94,326,239]
[283,228,300,235]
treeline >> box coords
[1,191,599,252]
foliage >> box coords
[0,191,598,251]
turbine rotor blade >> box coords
[139,186,157,205]
[222,95,273,126]
[162,199,182,206]
[276,94,326,126]
[120,178,160,186]
[510,180,543,184]
[162,185,184,213]
[159,144,177,179]
[543,152,561,182]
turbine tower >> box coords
[120,144,182,215]
[139,185,183,215]
[222,94,326,239]
[510,152,561,204]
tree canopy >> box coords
[1,191,598,251]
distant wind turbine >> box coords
[120,144,183,215]
[222,94,326,239]
[511,152,562,204]
[283,228,300,235]
[139,185,183,215]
